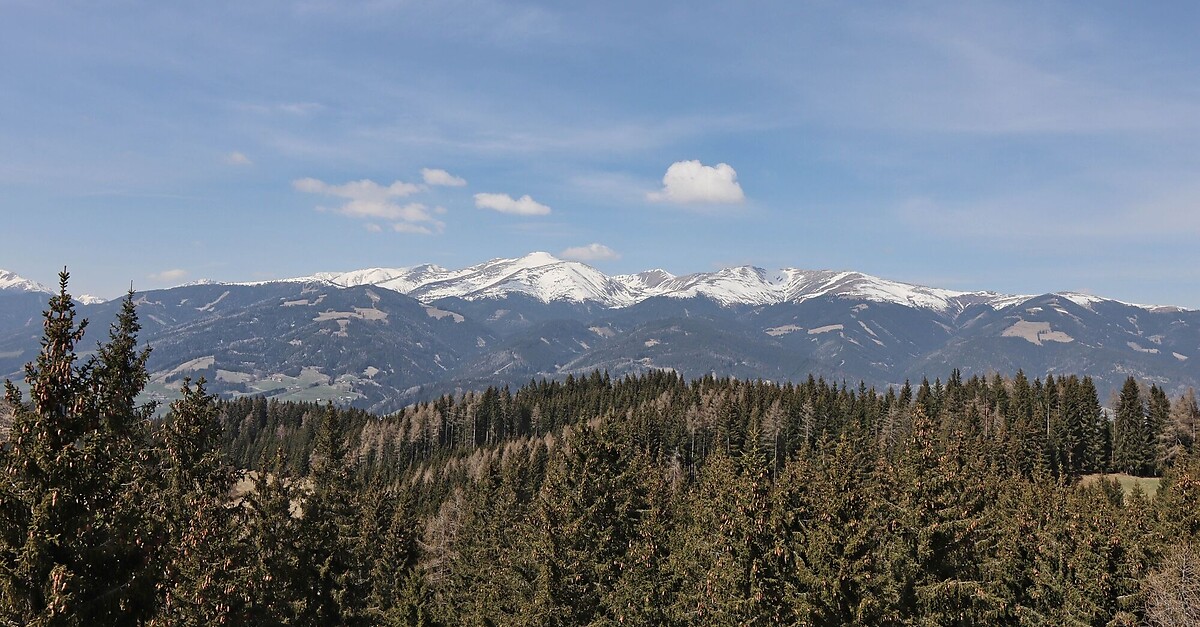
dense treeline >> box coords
[223,362,1196,487]
[4,275,1200,625]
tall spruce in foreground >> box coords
[87,290,159,622]
[151,378,244,625]
[0,274,157,624]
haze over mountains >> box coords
[2,253,1196,412]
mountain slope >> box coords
[3,256,1197,407]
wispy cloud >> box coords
[421,168,467,187]
[294,177,443,234]
[236,102,325,116]
[474,192,551,215]
[647,160,745,206]
[224,151,252,166]
[149,269,187,282]
[560,243,620,262]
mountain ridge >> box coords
[3,256,1196,412]
[128,252,1178,315]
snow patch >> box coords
[1127,341,1159,354]
[1001,321,1075,345]
[765,324,804,337]
[313,308,388,322]
[197,290,231,312]
[423,305,464,323]
[158,356,215,380]
[216,369,254,384]
[808,324,844,335]
[1174,352,1188,361]
[644,339,660,347]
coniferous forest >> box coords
[6,275,1200,626]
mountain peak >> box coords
[76,294,108,305]
[0,270,52,294]
[223,253,1183,314]
[512,251,563,266]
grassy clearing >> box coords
[1080,473,1162,498]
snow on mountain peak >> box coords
[76,294,108,305]
[228,254,1176,314]
[0,270,52,294]
[406,252,637,305]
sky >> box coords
[3,1,1200,306]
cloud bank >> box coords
[474,192,552,215]
[647,160,745,205]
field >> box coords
[1080,473,1162,498]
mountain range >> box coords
[1,254,1196,412]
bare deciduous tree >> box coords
[1146,545,1200,626]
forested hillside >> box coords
[4,276,1200,625]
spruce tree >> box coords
[527,422,645,626]
[1113,378,1149,475]
[0,272,157,625]
[151,378,244,625]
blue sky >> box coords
[3,1,1200,306]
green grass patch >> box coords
[1080,473,1161,499]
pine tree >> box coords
[788,433,889,625]
[297,407,369,625]
[1147,385,1171,474]
[527,422,646,626]
[1113,378,1150,475]
[880,405,994,623]
[151,378,244,625]
[0,272,157,624]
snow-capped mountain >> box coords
[162,252,1181,320]
[76,294,107,306]
[4,255,1197,412]
[0,270,52,294]
[260,252,642,307]
[229,253,1052,314]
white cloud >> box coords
[294,177,442,234]
[293,177,421,200]
[421,168,467,187]
[647,160,745,205]
[224,151,252,166]
[474,192,551,215]
[393,222,443,235]
[149,269,187,282]
[560,243,621,262]
[365,223,383,233]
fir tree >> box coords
[0,272,157,624]
[1113,378,1150,475]
[151,378,244,625]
